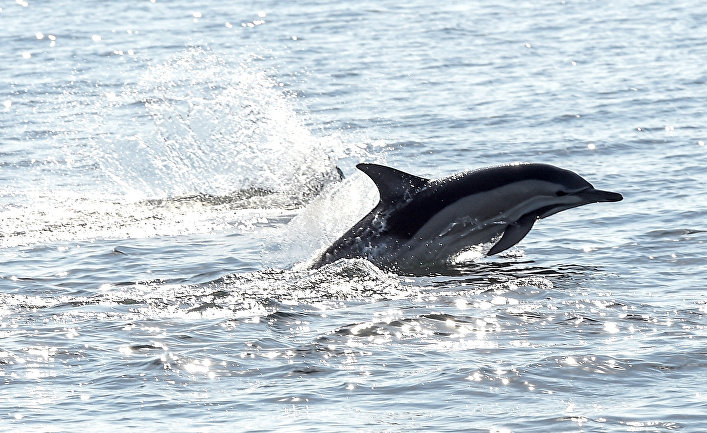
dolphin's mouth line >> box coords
[574,187,624,203]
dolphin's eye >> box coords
[555,190,568,197]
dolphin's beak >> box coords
[575,188,623,203]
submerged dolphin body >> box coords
[311,163,622,270]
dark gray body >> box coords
[311,163,622,270]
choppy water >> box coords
[2,1,706,431]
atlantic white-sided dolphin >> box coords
[311,163,622,270]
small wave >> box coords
[643,228,706,238]
[0,192,287,248]
[0,259,407,320]
[215,259,411,306]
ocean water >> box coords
[1,0,706,431]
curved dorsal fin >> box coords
[357,163,429,204]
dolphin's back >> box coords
[380,163,590,239]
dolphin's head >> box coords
[516,164,623,219]
[477,163,623,257]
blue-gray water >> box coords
[1,1,706,431]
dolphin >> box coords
[311,162,622,270]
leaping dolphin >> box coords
[311,162,622,270]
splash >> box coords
[1,48,372,248]
[263,171,381,268]
[99,47,351,201]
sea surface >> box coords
[1,1,706,431]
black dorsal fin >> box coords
[357,163,429,204]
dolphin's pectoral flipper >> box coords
[487,214,537,256]
[357,163,429,204]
